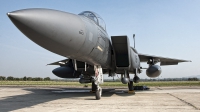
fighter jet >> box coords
[7,8,191,100]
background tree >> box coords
[188,77,198,81]
[27,77,32,81]
[32,77,43,81]
[0,76,6,80]
[14,78,20,81]
[23,76,27,81]
[44,77,51,81]
[7,76,14,81]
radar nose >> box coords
[7,8,86,57]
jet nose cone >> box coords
[7,11,21,20]
[8,8,86,57]
[7,12,16,17]
[7,12,11,16]
[7,10,31,20]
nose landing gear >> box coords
[95,86,102,100]
[93,66,103,100]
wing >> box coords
[138,53,191,66]
[47,59,69,65]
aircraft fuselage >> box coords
[8,9,112,69]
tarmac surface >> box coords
[0,86,200,112]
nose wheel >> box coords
[91,82,102,100]
[91,82,97,92]
[95,86,102,100]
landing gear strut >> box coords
[94,66,103,100]
[127,70,135,94]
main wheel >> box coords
[128,81,133,91]
[95,88,102,100]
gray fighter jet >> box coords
[7,8,191,100]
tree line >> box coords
[0,76,51,81]
[188,77,199,81]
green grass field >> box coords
[0,81,200,87]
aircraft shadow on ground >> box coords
[0,87,146,111]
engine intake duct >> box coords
[111,36,130,68]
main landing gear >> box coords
[121,69,140,94]
[129,68,140,93]
[128,81,135,94]
[126,70,135,94]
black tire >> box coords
[95,89,101,100]
[128,81,133,91]
[92,82,97,91]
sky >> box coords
[0,0,200,79]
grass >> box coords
[0,81,200,87]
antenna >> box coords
[133,34,135,48]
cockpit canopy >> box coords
[79,11,106,31]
